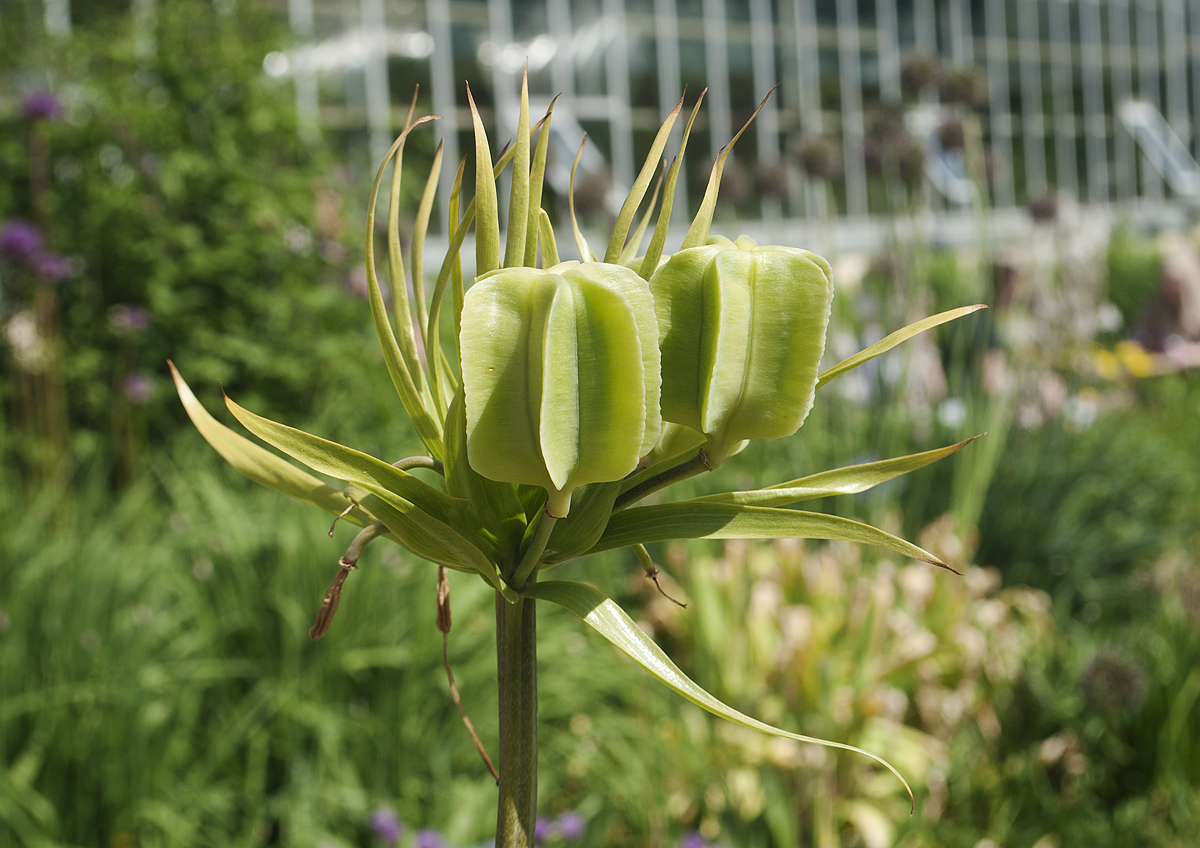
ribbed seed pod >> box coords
[461,261,662,517]
[650,235,834,466]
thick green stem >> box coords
[495,588,538,848]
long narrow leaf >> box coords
[526,579,913,807]
[681,86,776,250]
[592,503,953,571]
[690,437,981,508]
[524,96,559,267]
[467,84,500,275]
[604,95,683,263]
[503,70,531,267]
[568,136,595,261]
[410,139,444,339]
[640,91,705,279]
[817,305,989,389]
[346,485,517,603]
[223,393,467,524]
[618,164,664,266]
[386,98,425,388]
[365,116,444,458]
[169,363,372,526]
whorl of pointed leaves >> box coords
[172,73,988,802]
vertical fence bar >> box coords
[915,0,937,52]
[1135,0,1163,200]
[603,0,634,190]
[1109,0,1138,201]
[44,0,70,35]
[1191,0,1200,159]
[750,0,782,220]
[985,0,1014,207]
[287,0,320,144]
[1017,0,1047,198]
[794,0,824,220]
[1049,0,1078,198]
[1079,0,1110,204]
[653,0,688,213]
[362,0,392,170]
[547,0,576,97]
[1164,0,1190,144]
[878,0,902,105]
[702,0,733,157]
[836,0,867,216]
[428,0,459,229]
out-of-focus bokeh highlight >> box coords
[2,1,1199,846]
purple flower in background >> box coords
[679,831,709,848]
[0,220,43,260]
[368,808,403,845]
[22,90,62,121]
[534,815,553,843]
[414,829,448,848]
[108,304,151,336]
[555,812,585,840]
[32,250,73,281]
[122,372,152,405]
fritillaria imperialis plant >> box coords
[172,79,983,846]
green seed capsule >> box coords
[461,261,662,517]
[650,235,833,466]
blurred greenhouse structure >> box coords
[35,0,1200,242]
[247,0,1200,246]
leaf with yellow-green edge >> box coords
[538,209,560,267]
[169,362,374,527]
[524,96,559,267]
[365,115,444,459]
[386,90,426,385]
[503,70,531,268]
[640,91,705,280]
[524,579,914,809]
[410,138,444,339]
[681,86,777,250]
[817,305,989,389]
[591,502,955,572]
[448,155,466,366]
[604,95,683,263]
[223,392,469,526]
[690,436,982,508]
[344,485,517,602]
[617,164,664,266]
[467,84,500,276]
[568,136,596,262]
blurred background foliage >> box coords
[3,1,1200,847]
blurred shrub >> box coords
[1106,226,1162,331]
[0,1,374,475]
[975,375,1200,620]
[547,528,1052,847]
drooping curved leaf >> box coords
[591,503,953,571]
[223,393,468,524]
[169,362,373,527]
[817,305,988,389]
[525,579,913,807]
[345,484,516,602]
[690,436,982,508]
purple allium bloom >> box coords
[22,91,62,121]
[368,808,403,845]
[122,372,152,405]
[414,829,448,848]
[32,250,73,281]
[534,815,553,843]
[679,831,709,848]
[0,220,43,260]
[555,812,584,840]
[108,304,151,336]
